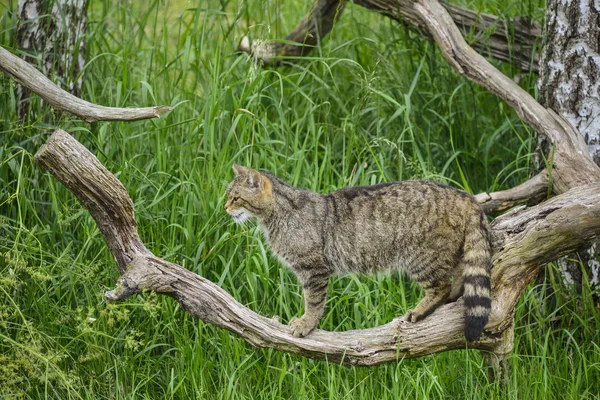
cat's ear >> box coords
[248,169,271,194]
[232,164,248,176]
[247,168,262,188]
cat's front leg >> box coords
[289,272,330,337]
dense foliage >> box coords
[1,0,598,398]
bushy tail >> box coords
[462,210,493,342]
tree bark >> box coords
[538,0,600,290]
[16,0,88,118]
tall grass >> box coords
[1,0,598,398]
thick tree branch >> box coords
[354,0,540,72]
[0,46,172,123]
[240,0,540,72]
[475,170,549,214]
[410,0,600,194]
[35,130,600,366]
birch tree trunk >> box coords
[16,0,88,119]
[538,0,600,290]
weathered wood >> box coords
[354,0,540,72]
[34,129,600,366]
[240,0,541,72]
[475,170,549,214]
[0,46,172,123]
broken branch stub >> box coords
[34,129,600,366]
[239,0,347,65]
[0,46,172,122]
[475,170,549,214]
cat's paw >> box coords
[289,316,316,337]
[404,309,422,323]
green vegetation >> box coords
[1,0,598,398]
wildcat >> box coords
[225,164,492,341]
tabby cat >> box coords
[225,164,492,341]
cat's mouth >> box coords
[228,210,249,223]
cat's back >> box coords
[328,180,477,218]
[323,180,482,273]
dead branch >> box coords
[475,170,549,214]
[239,0,540,72]
[409,0,600,193]
[354,0,541,73]
[0,46,172,123]
[34,129,600,366]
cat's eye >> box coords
[232,197,240,202]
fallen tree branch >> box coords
[475,170,549,214]
[34,129,600,366]
[239,0,540,72]
[0,46,172,123]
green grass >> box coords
[1,0,599,398]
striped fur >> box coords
[461,212,493,342]
[225,165,493,340]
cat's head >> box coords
[225,164,273,223]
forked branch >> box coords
[0,46,172,123]
[35,130,600,366]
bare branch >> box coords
[354,0,540,73]
[475,170,549,214]
[239,0,540,72]
[409,0,600,193]
[0,46,172,123]
[34,130,600,366]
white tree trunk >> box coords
[538,0,600,289]
[16,0,87,118]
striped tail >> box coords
[462,211,493,342]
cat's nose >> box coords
[224,200,231,210]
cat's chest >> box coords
[260,220,321,267]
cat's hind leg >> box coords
[447,261,466,302]
[405,284,451,323]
